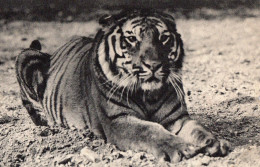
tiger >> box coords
[15,9,230,162]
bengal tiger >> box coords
[15,10,230,162]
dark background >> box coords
[0,0,259,21]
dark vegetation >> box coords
[0,0,259,21]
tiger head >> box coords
[97,10,184,92]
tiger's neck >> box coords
[133,84,179,112]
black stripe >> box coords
[51,38,80,64]
[97,80,146,117]
[132,19,142,24]
[46,91,56,124]
[154,22,163,27]
[53,69,64,121]
[49,77,56,121]
[111,35,118,64]
[48,39,88,122]
[51,38,83,64]
[20,55,49,101]
[164,113,189,133]
[125,31,133,34]
[74,45,91,72]
[54,40,90,124]
[161,102,182,121]
[98,85,132,110]
[51,41,71,59]
[51,39,86,83]
[104,26,117,62]
[124,61,132,64]
[65,38,90,57]
[148,92,172,115]
[59,91,64,126]
[105,36,110,62]
[132,23,143,29]
[108,113,129,120]
[74,41,90,56]
[149,18,162,25]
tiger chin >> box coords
[15,10,230,163]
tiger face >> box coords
[98,11,183,92]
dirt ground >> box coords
[0,11,260,167]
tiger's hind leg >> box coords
[15,40,50,126]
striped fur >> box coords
[16,43,49,125]
[16,10,230,162]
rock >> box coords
[80,147,100,162]
[191,160,202,167]
[92,139,104,148]
[187,90,191,96]
[112,151,124,159]
[57,154,74,165]
[38,128,52,137]
[0,115,13,124]
[201,156,211,166]
[126,150,134,157]
[198,153,204,157]
[132,152,149,161]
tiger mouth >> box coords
[144,76,160,83]
[141,79,163,90]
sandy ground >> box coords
[0,13,260,166]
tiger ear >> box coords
[99,14,115,27]
[160,12,177,32]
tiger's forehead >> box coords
[121,16,169,35]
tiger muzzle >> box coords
[142,60,162,73]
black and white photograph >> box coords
[0,0,259,166]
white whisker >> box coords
[119,75,135,101]
[120,84,128,101]
[126,82,131,107]
[100,73,121,86]
[168,72,185,106]
[107,75,130,102]
[130,78,136,95]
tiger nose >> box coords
[142,60,162,72]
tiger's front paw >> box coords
[203,138,231,156]
[154,140,201,163]
[176,120,231,157]
[191,129,231,156]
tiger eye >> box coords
[160,35,170,43]
[127,36,137,43]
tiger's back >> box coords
[43,37,94,129]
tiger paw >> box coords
[203,138,231,156]
[154,142,200,163]
[190,129,231,156]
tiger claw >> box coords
[219,139,231,156]
[204,139,231,156]
[171,150,183,163]
[181,144,200,159]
